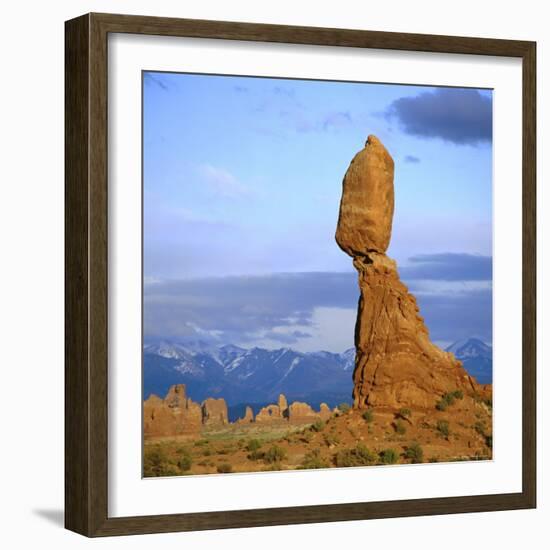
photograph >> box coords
[142,72,494,477]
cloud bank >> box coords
[386,88,492,145]
[144,253,492,351]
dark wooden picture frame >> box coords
[65,12,536,537]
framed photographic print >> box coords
[65,13,536,537]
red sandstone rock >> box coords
[255,404,283,423]
[336,135,478,409]
[288,401,320,423]
[335,135,395,256]
[201,397,228,426]
[236,406,254,424]
[143,384,202,437]
[278,394,288,415]
[319,402,332,421]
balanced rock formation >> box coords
[336,135,478,409]
[201,397,228,427]
[144,384,202,437]
[335,135,394,256]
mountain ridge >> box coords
[143,338,492,406]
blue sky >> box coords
[143,72,493,352]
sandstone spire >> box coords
[336,136,477,409]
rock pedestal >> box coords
[336,136,478,409]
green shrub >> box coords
[379,448,399,465]
[451,390,464,400]
[246,439,262,452]
[334,444,377,467]
[337,402,351,414]
[474,421,487,436]
[264,445,286,464]
[323,433,340,447]
[394,420,407,435]
[398,408,411,419]
[247,449,264,461]
[300,449,329,469]
[436,390,465,411]
[177,450,193,471]
[362,409,374,423]
[194,439,209,447]
[436,420,450,438]
[404,443,424,463]
[311,420,326,432]
[143,446,172,477]
[217,463,232,474]
[474,394,492,409]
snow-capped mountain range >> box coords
[143,337,492,408]
[445,337,492,384]
[143,341,355,407]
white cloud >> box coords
[197,164,250,198]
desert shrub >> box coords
[247,449,264,461]
[143,446,172,477]
[436,420,450,438]
[362,409,374,423]
[311,420,326,432]
[437,390,465,411]
[300,449,329,469]
[428,457,440,463]
[474,421,487,436]
[404,443,424,463]
[436,391,460,411]
[177,450,193,471]
[194,439,209,447]
[323,433,340,447]
[398,408,411,419]
[217,463,232,474]
[334,444,377,467]
[246,439,262,452]
[202,448,212,457]
[337,402,351,414]
[379,448,399,465]
[264,445,286,464]
[394,420,407,435]
[300,431,314,443]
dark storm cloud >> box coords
[386,88,492,145]
[414,288,492,343]
[145,253,493,347]
[144,272,358,343]
[399,254,492,282]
